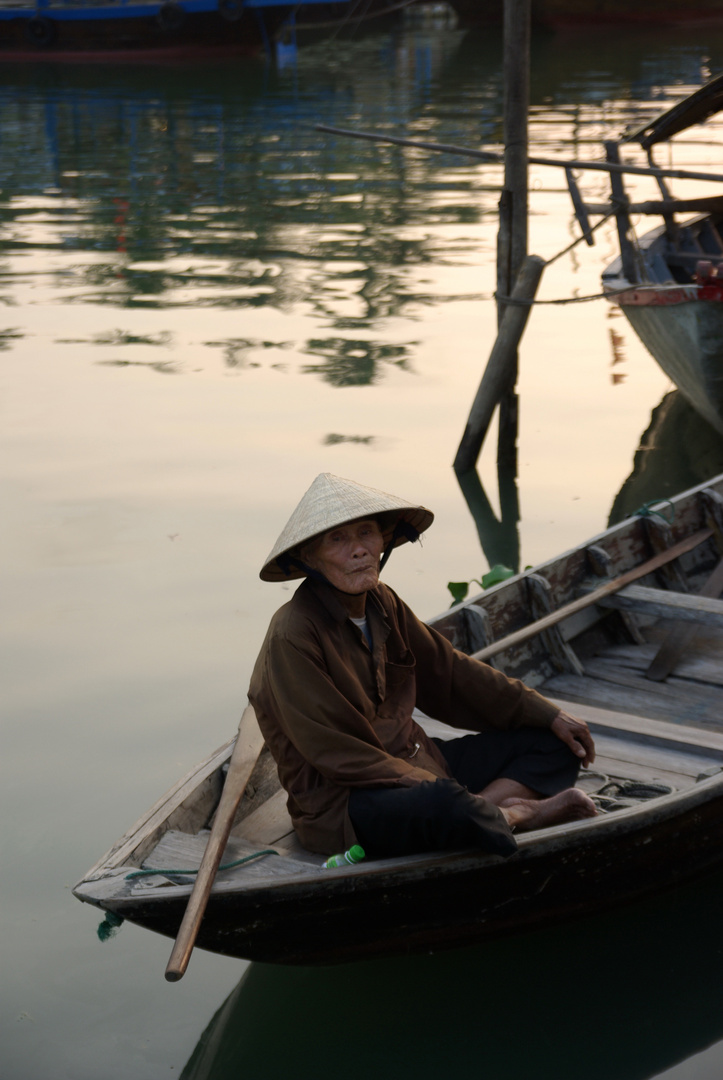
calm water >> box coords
[5,17,723,1079]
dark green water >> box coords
[182,867,723,1080]
[4,16,723,1079]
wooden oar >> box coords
[165,703,265,982]
[472,527,714,663]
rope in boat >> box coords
[634,499,675,523]
[494,204,700,305]
[96,849,279,943]
[494,286,633,305]
[124,848,279,880]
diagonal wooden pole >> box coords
[471,528,714,663]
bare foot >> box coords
[500,788,597,833]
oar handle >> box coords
[165,704,264,982]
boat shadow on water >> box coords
[180,866,723,1080]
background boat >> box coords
[0,0,415,55]
[599,74,723,435]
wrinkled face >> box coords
[303,518,385,594]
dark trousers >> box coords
[348,726,580,859]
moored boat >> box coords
[599,74,723,434]
[73,473,723,966]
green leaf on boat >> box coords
[447,565,515,605]
[481,564,515,589]
[447,581,470,605]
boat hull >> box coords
[621,299,723,435]
[76,762,723,965]
[603,215,723,435]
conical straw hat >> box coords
[260,473,434,581]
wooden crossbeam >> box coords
[594,584,723,627]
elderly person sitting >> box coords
[249,473,596,859]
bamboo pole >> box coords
[454,255,544,475]
[496,0,530,479]
[314,125,723,185]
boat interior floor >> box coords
[542,622,723,731]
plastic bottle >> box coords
[322,845,365,868]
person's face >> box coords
[303,518,385,594]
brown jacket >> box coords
[248,578,559,854]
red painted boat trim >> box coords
[613,285,723,306]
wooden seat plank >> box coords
[594,584,723,627]
[543,671,723,728]
[547,697,723,754]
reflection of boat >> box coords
[0,0,411,56]
[179,869,723,1080]
[600,74,723,435]
[74,474,723,965]
[447,0,723,26]
[610,390,723,526]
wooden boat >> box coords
[74,473,723,966]
[599,74,723,435]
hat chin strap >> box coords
[379,518,420,572]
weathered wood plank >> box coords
[646,555,723,680]
[233,788,293,845]
[591,734,722,778]
[543,671,723,728]
[595,584,723,627]
[595,643,723,688]
[547,698,723,754]
[581,657,723,712]
[142,830,320,883]
[471,528,714,662]
[78,739,234,881]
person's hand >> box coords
[550,710,595,768]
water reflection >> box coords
[302,337,413,384]
[456,465,520,573]
[610,391,723,526]
[180,867,723,1080]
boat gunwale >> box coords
[428,472,723,641]
[73,753,723,907]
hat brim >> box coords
[259,481,432,583]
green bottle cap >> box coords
[348,845,365,863]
